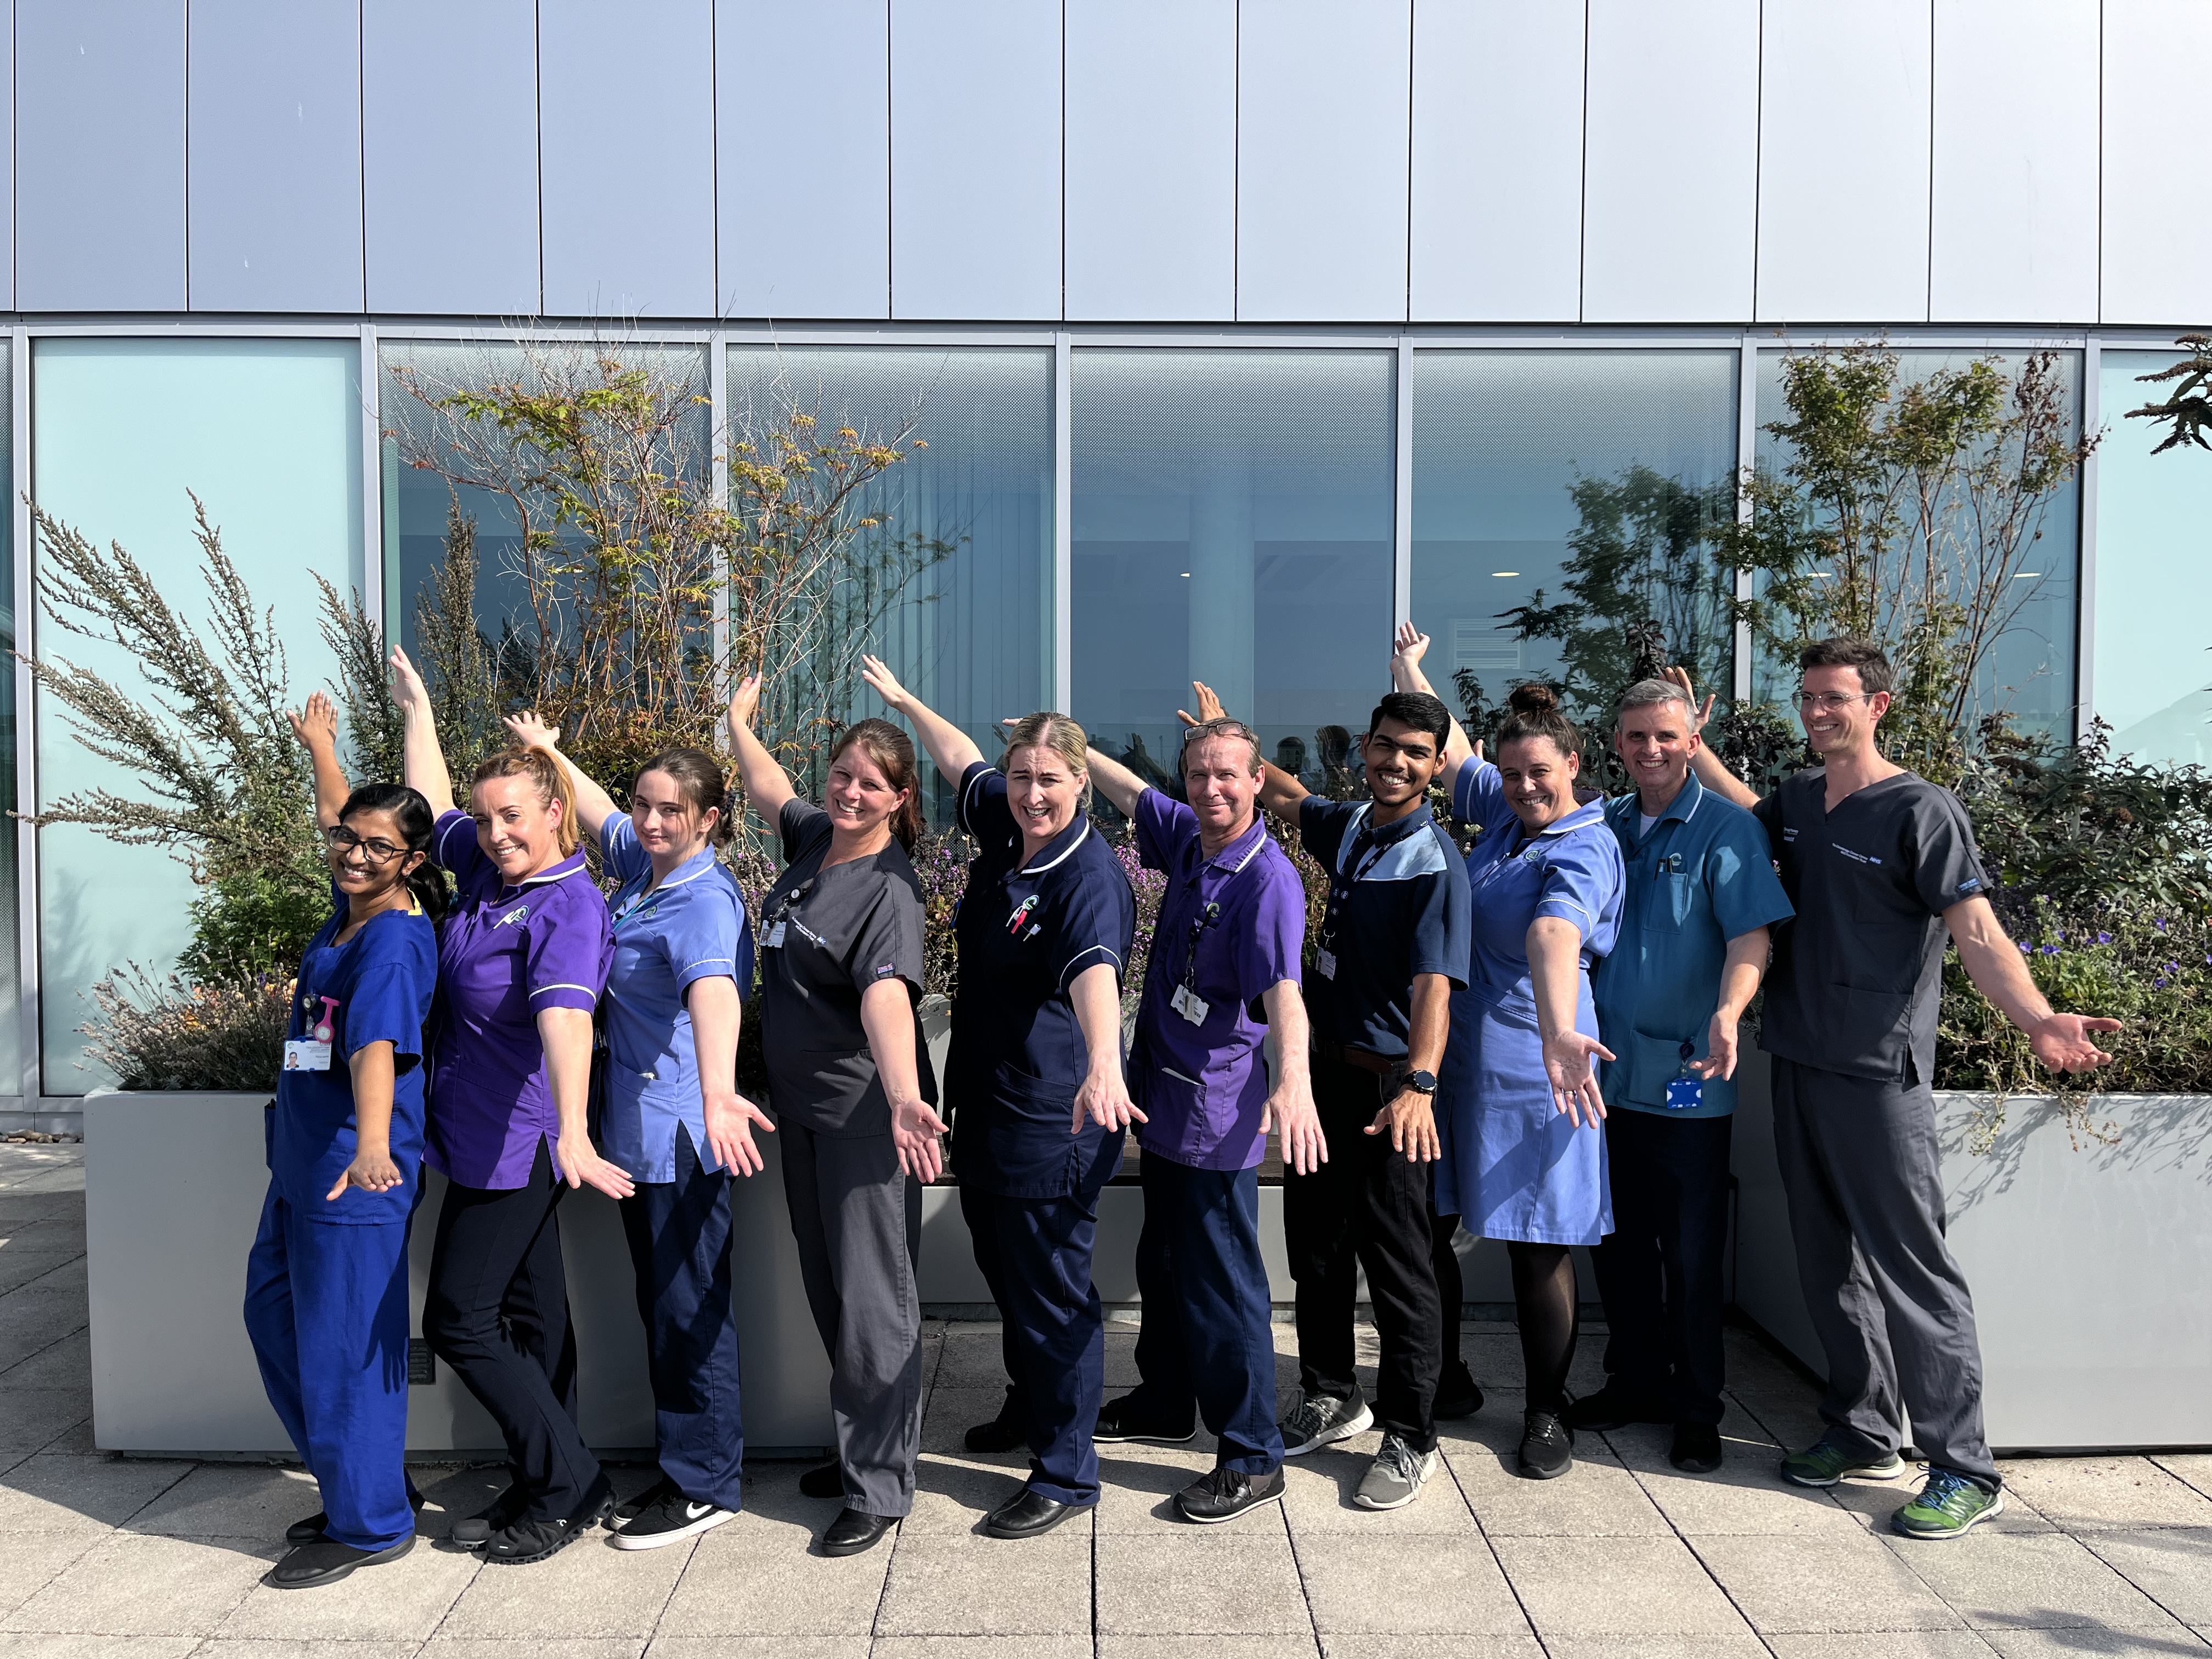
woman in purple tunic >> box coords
[391,647,628,1566]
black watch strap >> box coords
[1404,1069,1437,1095]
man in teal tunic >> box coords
[1567,678,1792,1473]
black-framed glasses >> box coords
[1180,715,1260,751]
[325,825,409,865]
[1795,690,1871,713]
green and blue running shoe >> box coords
[1893,1469,2006,1539]
[1778,1436,1907,1488]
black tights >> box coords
[1509,1241,1579,1413]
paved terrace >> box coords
[3,1143,2209,1658]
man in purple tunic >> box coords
[1082,716,1323,1524]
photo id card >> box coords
[282,1039,333,1073]
[1313,949,1338,980]
[1170,984,1209,1025]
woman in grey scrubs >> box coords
[726,675,946,1559]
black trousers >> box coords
[424,1138,601,1519]
[1590,1109,1734,1425]
[1430,1195,1466,1387]
[1283,1051,1441,1451]
[618,1125,744,1511]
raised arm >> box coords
[288,690,352,830]
[1390,623,1476,774]
[724,672,798,826]
[1175,679,1310,823]
[501,710,621,844]
[1083,744,1148,818]
[1944,895,2123,1073]
[387,646,456,819]
[861,654,985,783]
[1663,666,1761,810]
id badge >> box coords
[1313,949,1338,980]
[764,921,787,949]
[1170,983,1210,1025]
[1664,1075,1703,1111]
[283,1039,333,1073]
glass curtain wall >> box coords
[1071,350,1395,799]
[2094,351,2212,765]
[1410,351,1739,740]
[33,340,365,1091]
[0,343,16,1096]
[726,346,1053,819]
[1751,348,2083,740]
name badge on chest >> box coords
[1169,983,1210,1024]
[1313,948,1338,980]
[282,1039,332,1072]
[764,921,787,949]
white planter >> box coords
[1730,1052,2212,1452]
[84,1093,832,1458]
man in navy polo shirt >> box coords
[1082,715,1321,1523]
[1183,679,1471,1513]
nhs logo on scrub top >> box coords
[493,904,532,928]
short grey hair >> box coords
[1616,677,1695,726]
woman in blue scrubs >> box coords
[246,692,444,1590]
[503,712,769,1551]
[860,655,1137,1541]
[1391,639,1624,1481]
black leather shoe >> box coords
[821,1506,895,1556]
[482,1476,616,1566]
[1561,1385,1671,1434]
[286,1488,425,1546]
[1175,1465,1285,1523]
[1671,1421,1724,1474]
[449,1481,531,1549]
[965,1393,1027,1455]
[800,1460,845,1500]
[984,1487,1081,1539]
[1518,1410,1576,1480]
[1434,1361,1485,1421]
[265,1533,414,1589]
[1093,1392,1195,1444]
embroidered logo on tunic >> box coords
[1831,844,1883,866]
[493,904,532,928]
[874,962,898,978]
[1007,895,1040,936]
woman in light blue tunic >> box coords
[1390,636,1623,1482]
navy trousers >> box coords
[244,1182,417,1551]
[1125,1153,1284,1475]
[960,1181,1105,1506]
[1590,1108,1734,1425]
[618,1125,746,1511]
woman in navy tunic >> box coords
[245,693,443,1590]
[860,655,1137,1541]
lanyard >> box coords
[1178,886,1223,994]
[1321,817,1392,951]
[764,878,814,935]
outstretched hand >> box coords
[1662,666,1714,732]
[1543,1029,1615,1129]
[502,710,558,750]
[2029,1013,2123,1074]
[704,1088,777,1177]
[388,646,429,714]
[892,1097,951,1184]
[1175,679,1228,728]
[287,690,337,752]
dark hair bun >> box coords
[1508,681,1560,716]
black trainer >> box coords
[965,1393,1027,1455]
[1670,1421,1724,1474]
[611,1487,738,1550]
[482,1477,616,1566]
[1175,1465,1285,1524]
[264,1533,414,1589]
[799,1461,845,1500]
[1561,1385,1671,1434]
[1278,1391,1374,1457]
[449,1482,530,1548]
[1434,1361,1485,1421]
[1094,1392,1197,1445]
[286,1488,425,1546]
[1518,1410,1576,1480]
[612,1475,680,1526]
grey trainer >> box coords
[1353,1432,1439,1510]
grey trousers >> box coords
[1770,1057,1999,1488]
[780,1121,926,1517]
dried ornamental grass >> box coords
[80,964,293,1093]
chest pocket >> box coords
[1642,869,1694,935]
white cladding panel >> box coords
[718,0,890,320]
[1756,0,1932,324]
[362,0,541,317]
[1237,0,1412,323]
[0,4,15,311]
[1582,0,1759,323]
[1410,0,1584,323]
[17,0,185,312]
[1064,0,1235,323]
[186,0,364,315]
[540,0,716,319]
[1931,0,2099,324]
[2103,0,2212,325]
[890,0,1062,321]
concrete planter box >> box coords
[1730,1049,2212,1452]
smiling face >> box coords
[826,742,910,840]
[1797,663,1890,759]
[1182,732,1261,841]
[1359,717,1447,811]
[470,773,567,881]
[631,767,718,864]
[1006,740,1086,853]
[326,804,423,902]
[1497,734,1581,832]
[1614,697,1699,802]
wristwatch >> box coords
[1403,1069,1438,1095]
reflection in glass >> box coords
[726,347,1053,819]
[0,343,15,1096]
[1072,350,1395,801]
[2095,351,2212,765]
[1410,351,1739,743]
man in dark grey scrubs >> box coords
[1679,638,2119,1541]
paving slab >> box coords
[1318,1639,1544,1659]
[1491,1534,1754,1639]
[0,1252,82,1297]
[1761,1635,2000,1658]
[2156,1458,2212,1503]
[917,1385,1027,1459]
[1692,1530,1966,1633]
[423,1641,646,1659]
[1280,1444,1477,1535]
[903,1451,1031,1533]
[1606,1418,1865,1536]
[872,1639,1090,1659]
[1094,1443,1282,1534]
[0,1194,84,1223]
[1825,1470,2057,1536]
[0,1534,100,1616]
[1977,1630,2212,1657]
[874,1531,1092,1637]
[2079,1530,2212,1624]
[654,1509,888,1636]
[215,1528,481,1641]
[0,1638,199,1659]
[0,1452,193,1532]
[1298,1532,1531,1638]
[0,1331,89,1391]
[1900,1529,2193,1632]
[1439,1410,1668,1537]
[1096,1531,1310,1634]
[1544,1637,1773,1659]
[2,1533,275,1637]
[0,1293,87,1372]
[1105,1637,1327,1659]
[194,1641,422,1659]
[0,1390,91,1455]
[436,1532,692,1641]
[125,1462,323,1539]
[931,1336,1017,1390]
[647,1640,866,1659]
[1998,1459,2212,1532]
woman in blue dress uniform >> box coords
[245,693,444,1590]
[860,655,1137,1540]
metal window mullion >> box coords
[1053,331,1072,714]
[709,331,730,703]
[13,328,38,1106]
[2075,334,2101,744]
[1393,336,1414,628]
[1733,332,1758,706]
[359,322,383,645]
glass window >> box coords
[0,342,16,1097]
[1752,348,2083,741]
[2094,351,2212,766]
[1410,351,1739,742]
[726,346,1053,817]
[32,340,365,1092]
[1073,349,1395,796]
